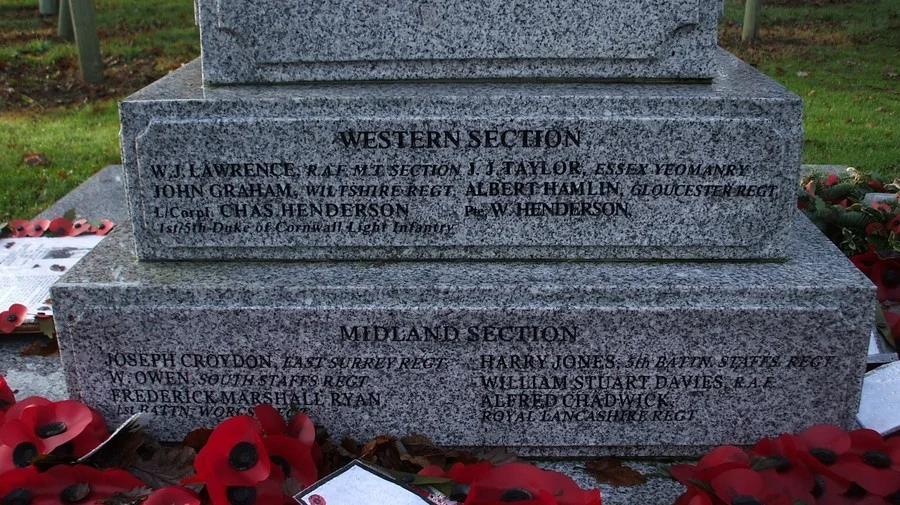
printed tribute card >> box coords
[295,460,442,505]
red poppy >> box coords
[831,429,900,496]
[749,434,815,503]
[89,219,115,236]
[804,180,817,197]
[825,173,841,187]
[448,461,495,485]
[817,490,891,505]
[0,466,54,505]
[870,258,900,302]
[9,220,48,238]
[5,396,53,418]
[868,180,887,192]
[263,435,317,488]
[795,424,853,495]
[0,375,15,411]
[204,465,286,505]
[0,304,28,333]
[189,415,270,487]
[143,486,202,505]
[35,465,145,505]
[70,219,91,237]
[464,463,601,505]
[47,218,74,237]
[670,445,751,485]
[710,468,793,505]
[0,399,109,473]
[888,214,900,234]
[850,250,881,278]
[872,201,893,213]
[867,222,888,237]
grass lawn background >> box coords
[1,0,897,221]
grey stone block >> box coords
[197,0,722,83]
[120,51,802,261]
[51,214,873,456]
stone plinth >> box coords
[119,51,802,261]
[197,0,722,83]
[52,215,872,457]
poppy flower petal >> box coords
[28,219,50,237]
[10,220,32,238]
[798,424,852,454]
[448,461,495,485]
[4,396,52,421]
[48,217,74,237]
[0,417,44,460]
[832,456,900,496]
[711,468,764,500]
[0,376,15,411]
[253,405,287,436]
[70,218,90,236]
[30,400,95,452]
[287,412,316,447]
[264,435,317,488]
[0,304,28,333]
[195,415,270,486]
[205,473,286,505]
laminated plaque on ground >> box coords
[52,215,872,456]
[197,0,722,83]
[120,52,802,261]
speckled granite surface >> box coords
[51,214,873,456]
[120,51,802,261]
[198,0,722,83]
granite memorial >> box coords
[52,0,873,456]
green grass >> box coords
[0,102,119,219]
[0,0,897,221]
[0,0,199,221]
[720,0,899,177]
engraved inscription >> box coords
[100,323,838,429]
[136,119,784,249]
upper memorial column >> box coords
[197,0,723,83]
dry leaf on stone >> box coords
[22,152,49,166]
[359,434,396,461]
[18,338,59,356]
[98,487,153,505]
[128,444,197,489]
[78,416,149,469]
[182,427,212,452]
[475,447,518,466]
[583,457,647,487]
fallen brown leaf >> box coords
[18,338,59,356]
[181,428,212,452]
[22,152,49,166]
[583,457,647,487]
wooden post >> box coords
[69,0,103,83]
[742,0,762,42]
[39,0,58,15]
[58,0,74,42]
